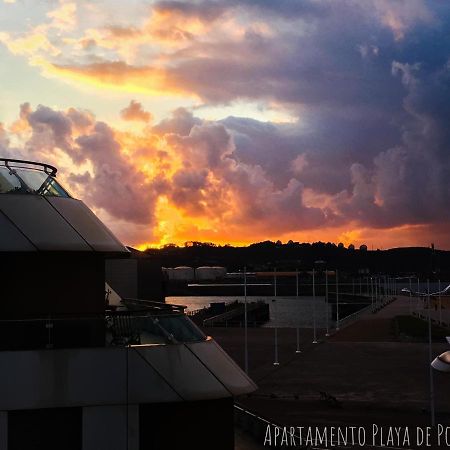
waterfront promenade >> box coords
[207,296,450,449]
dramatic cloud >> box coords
[1,0,450,248]
[120,100,153,122]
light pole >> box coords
[375,277,379,308]
[370,277,374,312]
[244,266,248,374]
[404,280,438,427]
[325,269,330,337]
[417,278,421,310]
[407,277,412,314]
[273,268,279,366]
[431,335,450,429]
[427,280,435,427]
[312,268,317,344]
[295,268,301,353]
[427,280,436,427]
[336,269,340,331]
[431,337,450,372]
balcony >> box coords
[0,158,70,197]
[0,300,256,411]
[0,299,205,351]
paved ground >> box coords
[234,428,265,450]
[205,296,450,449]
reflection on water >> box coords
[167,281,450,328]
[166,296,334,328]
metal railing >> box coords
[0,157,70,197]
[122,298,186,314]
[0,307,205,351]
[336,303,374,329]
[0,158,58,176]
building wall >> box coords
[106,258,165,302]
[106,259,138,299]
[1,253,106,349]
[1,253,105,317]
[0,340,255,411]
[3,399,234,450]
[139,397,234,450]
[137,259,165,302]
[82,405,139,450]
[8,407,82,450]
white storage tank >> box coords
[172,266,195,281]
[162,267,174,280]
[195,266,227,281]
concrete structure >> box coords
[164,266,195,281]
[0,158,256,450]
[196,266,227,281]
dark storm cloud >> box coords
[5,0,450,243]
[155,116,330,231]
[152,108,201,136]
[148,0,450,234]
[154,1,227,22]
[28,105,73,153]
[73,122,161,224]
[169,0,449,233]
[20,105,163,226]
[154,0,327,21]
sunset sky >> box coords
[1,0,450,249]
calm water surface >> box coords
[167,296,334,328]
[167,281,450,328]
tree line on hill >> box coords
[137,241,450,278]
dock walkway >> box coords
[217,296,450,449]
[330,295,410,342]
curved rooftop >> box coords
[0,158,129,255]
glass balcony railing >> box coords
[0,305,206,351]
[106,309,207,346]
[0,158,70,197]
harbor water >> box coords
[167,296,337,328]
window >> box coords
[0,166,70,197]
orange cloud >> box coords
[47,2,77,32]
[3,92,450,250]
[46,61,194,97]
[373,0,434,40]
[120,100,153,122]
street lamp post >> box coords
[417,278,421,310]
[273,268,279,366]
[409,277,412,314]
[295,269,301,353]
[427,280,436,427]
[325,269,330,337]
[370,277,374,312]
[336,270,340,331]
[312,268,317,344]
[375,277,378,308]
[432,337,450,372]
[244,266,248,374]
